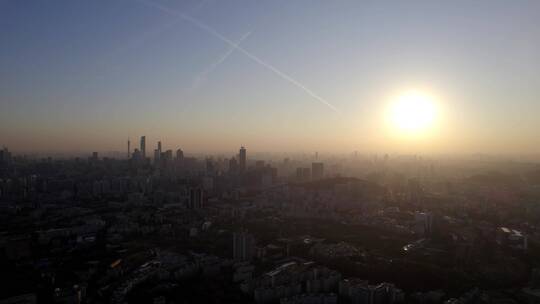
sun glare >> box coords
[389,91,437,135]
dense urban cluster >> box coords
[2,140,540,304]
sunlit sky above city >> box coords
[1,0,540,154]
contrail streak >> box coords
[137,0,340,113]
[192,31,252,90]
[99,1,212,73]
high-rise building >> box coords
[132,148,142,161]
[154,141,162,165]
[0,147,12,166]
[154,149,161,165]
[176,149,184,160]
[239,146,246,172]
[312,162,324,180]
[188,188,203,209]
[296,167,311,182]
[140,136,146,158]
[296,168,303,181]
[233,232,255,261]
[164,150,173,160]
[414,212,433,236]
[127,138,131,159]
[163,150,173,167]
[229,157,238,173]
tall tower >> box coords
[140,136,146,158]
[127,138,131,159]
[154,149,161,165]
[154,141,162,165]
[239,146,247,172]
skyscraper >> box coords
[140,136,146,158]
[132,148,142,161]
[154,141,162,165]
[233,232,255,261]
[163,150,173,167]
[176,149,184,161]
[229,157,238,173]
[0,147,11,166]
[127,138,131,159]
[154,149,160,166]
[188,188,203,209]
[414,212,433,236]
[239,146,247,172]
[296,167,311,182]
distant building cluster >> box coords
[0,143,539,303]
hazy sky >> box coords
[1,0,540,154]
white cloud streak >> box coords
[192,31,252,90]
[137,0,340,114]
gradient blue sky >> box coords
[1,0,540,153]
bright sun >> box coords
[389,91,437,134]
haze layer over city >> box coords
[2,1,540,304]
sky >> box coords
[1,0,540,154]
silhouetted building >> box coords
[0,147,13,166]
[414,212,433,236]
[132,148,142,161]
[140,136,146,158]
[188,188,203,209]
[176,149,184,162]
[154,149,160,165]
[296,167,311,182]
[229,157,238,173]
[163,150,173,168]
[239,146,247,172]
[233,232,254,261]
[154,141,162,165]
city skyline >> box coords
[2,2,540,302]
[2,1,540,154]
